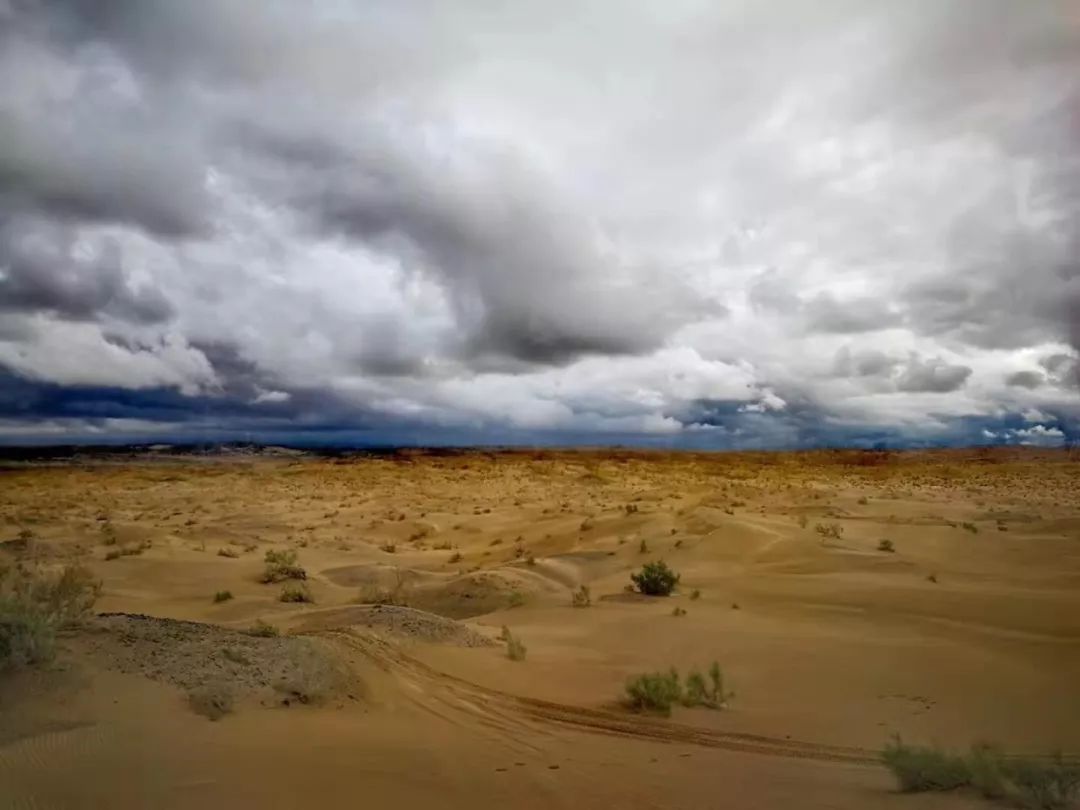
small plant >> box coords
[671,605,687,617]
[857,496,869,505]
[0,564,100,671]
[927,573,938,583]
[498,624,511,641]
[246,620,279,637]
[882,737,972,792]
[505,632,527,661]
[624,669,682,715]
[639,538,649,554]
[877,538,895,553]
[525,552,536,566]
[260,549,306,583]
[571,584,591,608]
[104,549,122,561]
[279,583,313,603]
[507,590,525,608]
[707,661,733,706]
[814,523,843,543]
[631,560,680,596]
[380,541,397,554]
[961,522,979,534]
[1009,754,1080,809]
[448,551,463,564]
[213,590,234,603]
[797,514,809,529]
[217,547,239,558]
[689,589,701,600]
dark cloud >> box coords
[1,1,1078,445]
[895,356,972,394]
[0,217,174,324]
[1005,371,1044,389]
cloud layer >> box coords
[1,0,1078,447]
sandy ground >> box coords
[1,447,1078,808]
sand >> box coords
[1,447,1078,808]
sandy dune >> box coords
[1,448,1078,808]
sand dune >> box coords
[1,448,1077,808]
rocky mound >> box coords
[290,604,496,647]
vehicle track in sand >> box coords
[319,628,881,765]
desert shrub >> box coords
[507,590,525,608]
[689,588,701,600]
[246,620,279,638]
[631,560,680,596]
[671,606,687,617]
[571,585,591,608]
[213,590,233,603]
[624,669,682,715]
[498,624,511,641]
[882,737,971,792]
[968,743,1007,799]
[505,632,527,661]
[1008,755,1080,810]
[260,549,306,583]
[217,547,239,558]
[379,541,397,554]
[683,670,709,706]
[188,681,235,720]
[0,564,100,671]
[814,522,843,542]
[279,583,313,603]
[878,538,896,553]
[707,661,733,707]
[639,538,649,554]
[448,551,463,564]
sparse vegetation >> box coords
[882,737,1080,808]
[448,551,463,563]
[380,541,397,554]
[638,538,649,554]
[877,538,896,553]
[1,564,100,671]
[507,590,525,608]
[814,523,843,543]
[631,560,680,596]
[279,583,313,603]
[623,662,731,716]
[246,620,279,638]
[671,605,687,617]
[689,588,701,600]
[571,584,591,607]
[217,547,239,558]
[213,590,234,603]
[260,549,306,583]
[505,631,527,661]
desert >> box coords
[2,447,1078,808]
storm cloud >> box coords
[0,0,1078,447]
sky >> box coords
[0,0,1078,449]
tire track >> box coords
[319,629,880,765]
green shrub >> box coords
[1009,755,1080,810]
[213,590,233,603]
[260,549,306,583]
[968,743,1007,799]
[624,669,682,715]
[279,583,313,603]
[0,564,100,671]
[882,737,971,792]
[631,560,680,596]
[682,670,709,707]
